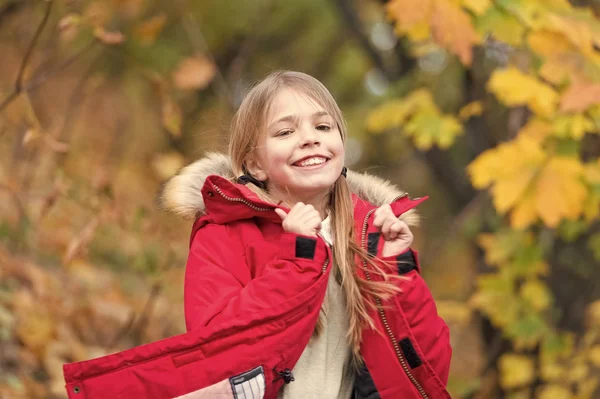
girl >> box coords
[63,71,452,399]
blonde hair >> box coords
[228,71,400,363]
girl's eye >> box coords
[316,124,331,131]
[277,129,293,137]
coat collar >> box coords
[159,152,425,225]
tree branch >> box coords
[0,0,53,112]
[15,0,53,92]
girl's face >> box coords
[248,88,345,204]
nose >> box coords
[299,125,320,148]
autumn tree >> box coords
[364,0,600,396]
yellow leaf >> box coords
[458,100,484,120]
[527,29,576,57]
[588,346,600,367]
[519,118,553,143]
[431,0,479,65]
[560,83,600,113]
[520,279,552,311]
[536,385,572,399]
[511,191,539,229]
[404,110,463,150]
[553,114,595,140]
[545,14,594,55]
[461,0,491,15]
[366,100,413,133]
[535,157,587,227]
[476,7,525,46]
[172,56,216,91]
[487,67,559,117]
[499,353,535,389]
[468,134,545,194]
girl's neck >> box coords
[272,189,330,220]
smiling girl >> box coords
[62,71,452,399]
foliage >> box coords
[370,0,600,396]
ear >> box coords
[244,158,268,182]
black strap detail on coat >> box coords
[236,174,267,190]
[367,232,380,257]
[399,338,422,369]
[396,249,417,275]
[353,363,381,399]
[295,236,317,259]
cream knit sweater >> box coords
[277,216,354,399]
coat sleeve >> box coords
[379,248,452,386]
[184,223,329,332]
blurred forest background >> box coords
[1,0,600,398]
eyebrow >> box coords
[269,111,331,129]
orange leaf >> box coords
[560,83,600,112]
[134,13,167,45]
[172,56,216,91]
[386,0,434,29]
[94,27,125,45]
[431,0,478,66]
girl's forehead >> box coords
[266,88,327,120]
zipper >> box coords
[212,184,274,212]
[361,209,428,399]
[213,183,330,274]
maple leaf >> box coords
[560,82,600,112]
[487,67,559,117]
[553,113,595,139]
[468,135,588,228]
[475,6,525,46]
[527,29,575,57]
[431,0,479,65]
[404,110,463,149]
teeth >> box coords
[297,157,326,167]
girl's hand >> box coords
[275,203,322,237]
[373,204,414,257]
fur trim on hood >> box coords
[159,152,421,226]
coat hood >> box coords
[159,152,422,226]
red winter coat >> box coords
[63,153,452,399]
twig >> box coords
[181,13,234,108]
[15,1,53,92]
[0,0,53,112]
[25,40,97,92]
